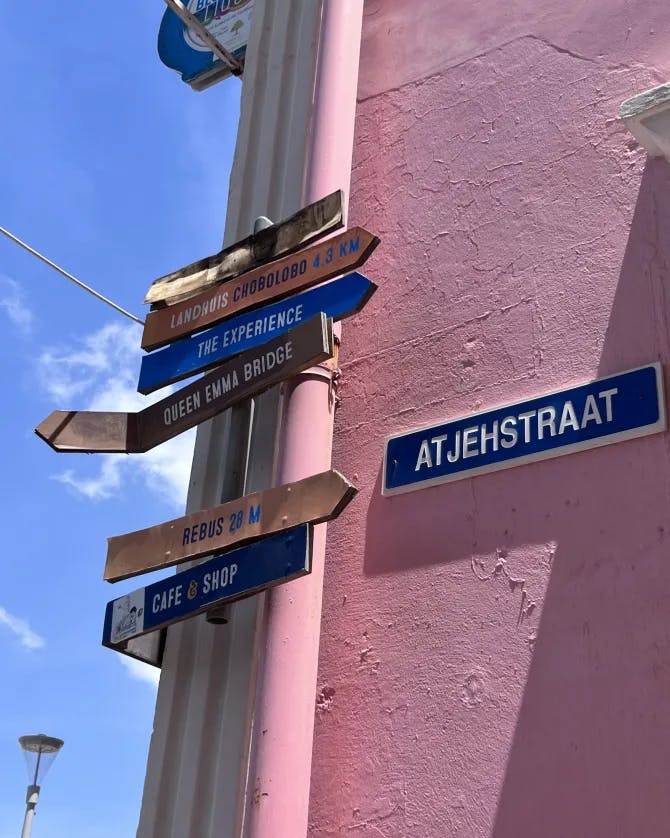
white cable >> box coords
[0,225,145,326]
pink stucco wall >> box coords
[309,1,670,835]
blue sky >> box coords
[0,7,239,835]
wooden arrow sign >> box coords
[144,190,344,306]
[141,227,380,350]
[138,271,376,395]
[36,314,333,454]
[104,470,356,582]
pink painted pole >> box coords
[243,2,364,835]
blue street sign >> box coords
[103,525,312,647]
[158,0,254,91]
[383,364,666,496]
[138,271,376,395]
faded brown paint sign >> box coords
[105,470,357,582]
[36,315,333,454]
[33,411,141,455]
[144,190,344,306]
[141,227,379,350]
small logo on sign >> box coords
[184,0,253,54]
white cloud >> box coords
[53,430,195,508]
[0,274,33,331]
[133,431,196,508]
[0,606,45,649]
[118,654,160,688]
[39,321,142,403]
[40,321,195,510]
[54,457,124,501]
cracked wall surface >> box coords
[308,2,670,836]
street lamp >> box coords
[18,734,64,838]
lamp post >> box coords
[18,734,64,838]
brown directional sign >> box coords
[144,190,344,306]
[141,227,379,350]
[36,314,333,454]
[104,470,357,582]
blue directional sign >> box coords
[383,364,666,496]
[103,525,312,648]
[158,0,254,91]
[138,271,376,394]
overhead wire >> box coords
[0,225,145,326]
[0,3,244,328]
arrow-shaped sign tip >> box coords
[35,411,74,451]
[329,469,359,518]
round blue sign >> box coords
[158,0,254,90]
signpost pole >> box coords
[243,2,365,834]
[137,4,329,836]
[202,210,275,627]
